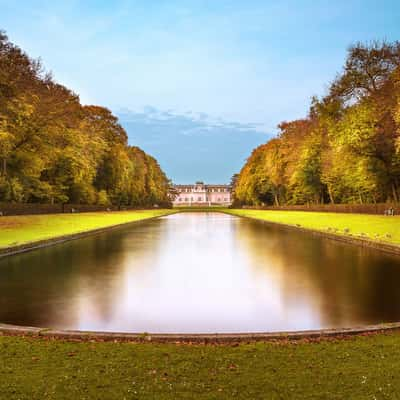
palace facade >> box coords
[173,182,232,206]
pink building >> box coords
[173,182,232,206]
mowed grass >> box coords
[225,209,400,245]
[1,334,400,399]
[0,210,175,248]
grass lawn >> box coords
[225,209,400,246]
[1,333,400,399]
[0,210,175,249]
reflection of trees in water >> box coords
[234,218,400,328]
[0,218,165,329]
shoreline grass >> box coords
[224,209,400,246]
[1,333,400,399]
[0,209,175,249]
[3,207,400,250]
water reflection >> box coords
[0,212,399,333]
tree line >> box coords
[0,31,171,207]
[234,41,400,206]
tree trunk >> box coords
[392,183,399,203]
[274,193,280,206]
[328,186,335,204]
[2,158,6,176]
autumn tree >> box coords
[0,31,171,207]
[234,40,400,207]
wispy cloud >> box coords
[117,107,269,183]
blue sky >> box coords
[1,0,399,182]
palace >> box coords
[173,182,232,206]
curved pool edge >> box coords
[1,322,400,343]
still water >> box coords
[1,212,400,333]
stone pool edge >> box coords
[1,322,400,343]
[0,211,176,259]
[221,211,400,257]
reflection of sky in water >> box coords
[1,213,400,333]
[73,214,321,332]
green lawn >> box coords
[0,210,175,249]
[1,334,400,399]
[225,209,400,245]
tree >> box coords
[330,41,400,102]
[0,31,171,207]
[236,40,400,207]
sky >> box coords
[1,0,399,183]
